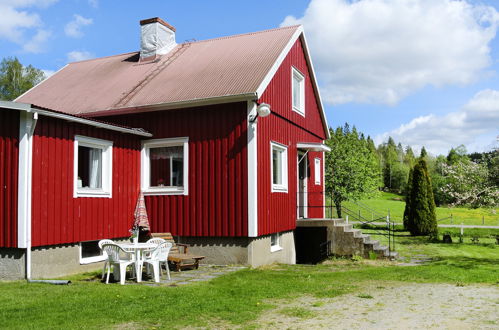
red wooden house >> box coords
[1,18,329,279]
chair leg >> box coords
[101,261,107,280]
[106,264,111,284]
[165,261,171,281]
[119,265,127,285]
[152,262,160,283]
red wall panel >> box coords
[31,116,141,247]
[0,108,19,248]
[257,38,326,236]
[102,102,248,237]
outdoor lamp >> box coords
[249,103,271,122]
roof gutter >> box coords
[0,101,152,137]
[84,93,258,118]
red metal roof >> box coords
[18,25,301,116]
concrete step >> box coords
[344,229,364,238]
[335,223,353,231]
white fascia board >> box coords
[247,101,258,237]
[255,26,304,98]
[296,142,331,152]
[299,33,330,139]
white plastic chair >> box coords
[101,243,136,285]
[143,242,172,282]
[146,237,166,245]
[98,239,114,280]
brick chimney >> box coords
[140,17,176,61]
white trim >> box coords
[291,66,305,116]
[73,135,113,198]
[256,26,304,97]
[141,137,189,196]
[297,151,308,219]
[0,101,152,137]
[314,157,321,185]
[79,240,106,264]
[296,142,331,152]
[322,150,326,218]
[17,112,35,248]
[270,141,288,193]
[299,33,330,138]
[247,101,258,237]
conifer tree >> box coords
[403,167,413,231]
[405,159,438,237]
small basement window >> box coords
[80,240,106,264]
[74,135,113,198]
[142,137,189,195]
[271,142,288,192]
[292,67,305,116]
[270,233,282,252]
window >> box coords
[270,233,282,252]
[74,135,113,198]
[292,67,305,116]
[142,137,189,195]
[80,240,106,264]
[271,142,288,192]
[314,158,321,185]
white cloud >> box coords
[67,50,94,62]
[23,28,51,53]
[64,14,93,38]
[375,89,499,155]
[0,0,57,53]
[281,0,499,105]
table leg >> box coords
[136,250,142,282]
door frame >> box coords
[297,150,308,219]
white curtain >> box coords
[88,148,102,188]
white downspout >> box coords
[21,111,38,280]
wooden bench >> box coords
[151,233,205,271]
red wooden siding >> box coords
[0,108,19,248]
[31,116,141,247]
[257,38,326,236]
[259,38,327,141]
[102,102,248,237]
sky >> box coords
[1,0,498,156]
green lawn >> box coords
[343,192,499,226]
[0,234,497,329]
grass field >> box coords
[0,233,497,329]
[342,192,498,226]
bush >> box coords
[404,159,438,238]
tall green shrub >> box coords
[404,159,438,237]
[403,167,413,231]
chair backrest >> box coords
[146,238,166,246]
[101,243,128,263]
[150,242,173,262]
[98,239,114,249]
[151,233,180,254]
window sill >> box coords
[80,255,106,265]
[75,189,112,198]
[143,187,186,196]
[292,106,305,117]
[270,246,283,253]
[271,185,288,193]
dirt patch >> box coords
[254,283,499,329]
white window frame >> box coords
[79,240,106,264]
[270,233,282,252]
[291,66,305,116]
[141,137,189,196]
[271,141,288,193]
[314,158,321,185]
[73,135,113,198]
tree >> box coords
[419,146,428,159]
[0,57,45,101]
[404,159,438,237]
[402,167,413,230]
[325,124,380,218]
[440,158,498,208]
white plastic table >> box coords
[118,242,157,282]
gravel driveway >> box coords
[255,283,499,329]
